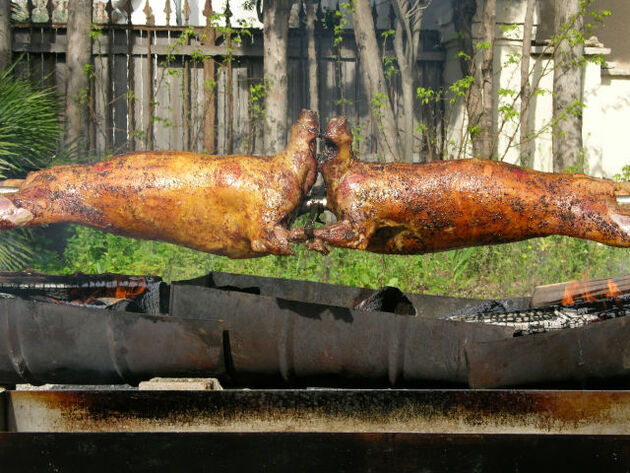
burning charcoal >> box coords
[0,272,167,314]
[445,294,630,336]
[353,286,416,315]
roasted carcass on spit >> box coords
[292,116,630,254]
[0,110,319,258]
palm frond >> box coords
[0,68,62,179]
[0,230,34,270]
[0,66,63,270]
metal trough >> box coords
[3,388,630,472]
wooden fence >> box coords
[10,0,445,158]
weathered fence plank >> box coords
[10,11,445,158]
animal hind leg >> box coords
[251,225,295,256]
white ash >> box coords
[444,295,630,335]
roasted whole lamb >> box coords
[292,116,630,254]
[0,110,319,258]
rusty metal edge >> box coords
[175,271,492,318]
[8,388,630,435]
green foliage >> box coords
[335,97,354,108]
[448,76,473,101]
[350,124,364,152]
[248,80,270,121]
[0,68,62,175]
[331,2,352,55]
[614,165,630,182]
[382,55,398,81]
[0,67,64,270]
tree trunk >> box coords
[0,0,11,71]
[351,0,400,162]
[392,0,427,162]
[392,0,423,162]
[519,0,535,167]
[552,0,584,172]
[263,0,292,155]
[477,0,495,159]
[452,0,495,159]
[304,0,319,116]
[64,0,92,155]
[398,63,415,161]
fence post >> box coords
[304,0,319,117]
[202,0,216,154]
[164,0,171,25]
[105,0,114,153]
[225,0,233,154]
[0,0,11,71]
[143,0,154,150]
[182,0,191,150]
[65,0,93,156]
[126,0,135,151]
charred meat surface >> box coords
[292,116,630,254]
[0,110,319,258]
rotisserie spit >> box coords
[0,110,319,258]
[292,116,630,254]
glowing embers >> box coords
[35,276,149,310]
[0,272,165,313]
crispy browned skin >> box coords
[0,110,319,258]
[292,116,630,254]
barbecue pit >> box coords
[2,270,630,472]
[0,270,628,387]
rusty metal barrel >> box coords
[0,274,513,386]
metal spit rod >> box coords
[0,186,627,202]
[0,186,20,195]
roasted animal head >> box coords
[285,109,320,195]
[288,109,320,157]
[320,116,353,165]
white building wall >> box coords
[426,0,630,178]
[584,71,630,178]
[128,0,261,27]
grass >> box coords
[31,224,629,299]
